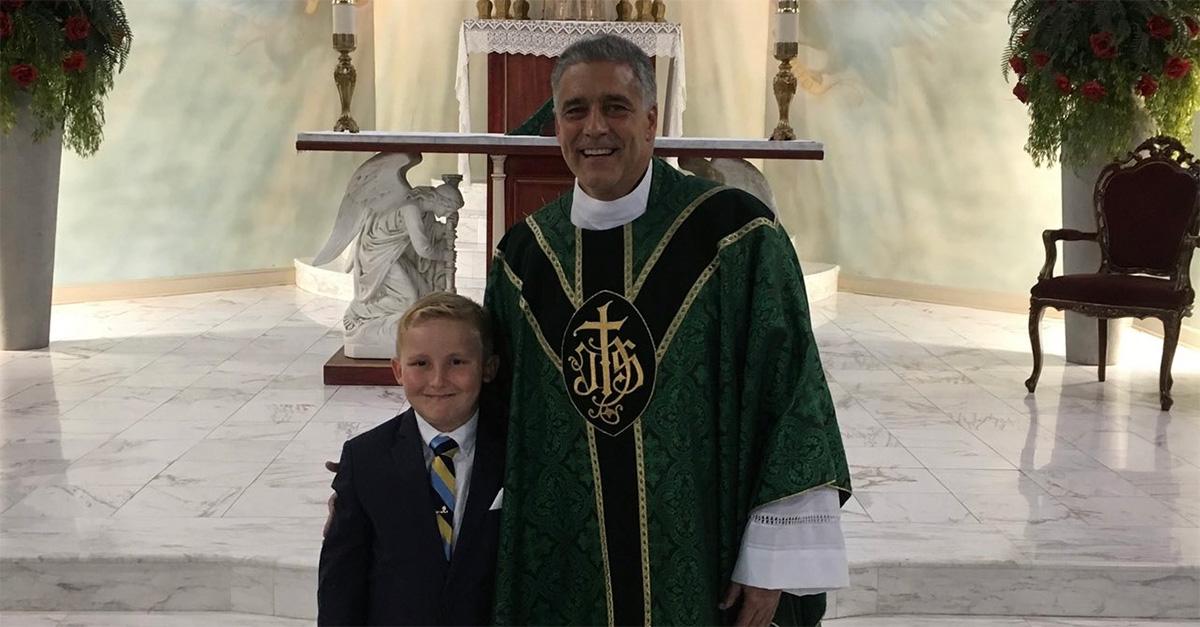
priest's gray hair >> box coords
[551,34,657,110]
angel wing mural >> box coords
[793,0,984,101]
[315,152,465,359]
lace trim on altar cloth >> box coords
[462,19,682,58]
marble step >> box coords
[1,613,1190,627]
[7,552,1190,619]
[0,611,309,626]
[1,556,318,620]
[825,617,1200,626]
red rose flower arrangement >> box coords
[64,15,90,42]
[1009,56,1027,76]
[1,0,132,156]
[1138,74,1160,98]
[8,62,35,88]
[1008,55,1027,75]
[1166,56,1192,79]
[1013,83,1030,103]
[1081,80,1107,102]
[1147,15,1174,40]
[1089,32,1117,59]
[62,51,86,73]
[1006,0,1200,166]
[1055,73,1072,95]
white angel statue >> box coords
[678,157,778,214]
[313,152,465,359]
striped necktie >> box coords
[429,434,459,560]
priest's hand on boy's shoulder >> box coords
[322,460,340,538]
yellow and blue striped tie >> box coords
[429,435,459,560]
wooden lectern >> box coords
[485,53,574,254]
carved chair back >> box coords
[1093,135,1200,279]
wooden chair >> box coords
[1025,135,1200,410]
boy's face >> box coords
[391,317,498,433]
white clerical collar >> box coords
[414,409,479,454]
[570,161,653,231]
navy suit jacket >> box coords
[318,408,504,626]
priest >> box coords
[485,34,852,627]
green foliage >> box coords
[1005,0,1200,167]
[0,0,131,156]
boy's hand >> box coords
[322,460,340,538]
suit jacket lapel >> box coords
[445,415,503,584]
[391,408,449,579]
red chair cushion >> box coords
[1032,273,1192,309]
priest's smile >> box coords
[553,59,657,201]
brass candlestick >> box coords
[581,0,603,20]
[635,0,651,21]
[332,33,359,133]
[651,0,665,21]
[770,0,799,141]
[616,0,633,21]
[770,41,797,141]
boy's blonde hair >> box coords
[395,292,493,357]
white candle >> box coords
[776,10,798,44]
[333,1,355,35]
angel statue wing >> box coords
[312,152,423,267]
[679,157,777,214]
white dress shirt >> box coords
[414,410,479,548]
[569,163,849,595]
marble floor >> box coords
[0,612,1194,626]
[1,286,1197,621]
[826,618,1200,626]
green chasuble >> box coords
[485,159,851,626]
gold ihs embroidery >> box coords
[568,301,646,425]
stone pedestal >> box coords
[0,103,63,350]
[1060,162,1127,366]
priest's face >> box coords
[554,61,657,201]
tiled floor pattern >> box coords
[0,612,1194,626]
[1,286,1197,620]
[825,618,1200,627]
[0,612,309,626]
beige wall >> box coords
[55,0,376,284]
[767,0,1197,336]
[372,0,471,186]
[52,0,1198,336]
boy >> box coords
[318,292,503,626]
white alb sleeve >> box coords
[730,486,848,596]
